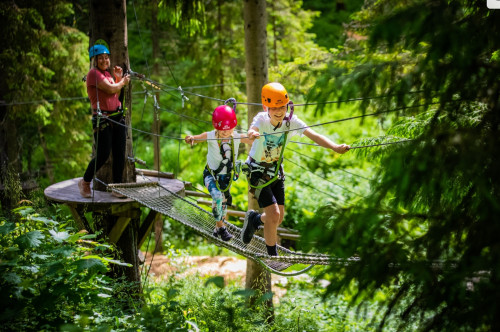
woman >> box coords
[78,44,130,198]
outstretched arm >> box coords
[185,132,208,146]
[303,128,350,154]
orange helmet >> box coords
[261,83,289,108]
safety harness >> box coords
[206,136,237,193]
[243,102,295,194]
[92,66,126,132]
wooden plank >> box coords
[111,202,141,215]
[236,220,301,240]
[227,210,246,218]
[196,200,244,217]
[108,217,131,243]
[111,204,142,218]
[137,209,160,248]
[185,190,211,198]
[277,226,299,234]
[135,168,175,179]
[197,199,229,206]
[278,233,301,240]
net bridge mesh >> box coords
[108,181,359,276]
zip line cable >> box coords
[157,106,212,125]
[290,138,415,149]
[286,174,345,203]
[97,102,436,146]
[186,101,447,141]
[1,90,148,107]
[130,0,164,287]
[131,0,151,78]
[284,157,367,198]
[286,147,371,181]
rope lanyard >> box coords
[207,135,236,193]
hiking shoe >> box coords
[111,190,126,198]
[241,210,261,244]
[213,226,233,242]
[78,179,91,198]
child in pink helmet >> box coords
[185,103,254,241]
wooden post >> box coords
[89,0,136,190]
[88,0,140,295]
[151,0,164,254]
[243,0,273,322]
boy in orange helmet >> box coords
[241,82,350,256]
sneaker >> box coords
[78,179,91,198]
[111,190,126,198]
[241,210,261,244]
[217,226,233,242]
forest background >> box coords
[1,0,499,331]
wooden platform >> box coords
[44,177,184,205]
[44,177,185,243]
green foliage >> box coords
[308,0,500,330]
[158,0,206,36]
[0,206,129,331]
[302,0,365,48]
[0,0,90,184]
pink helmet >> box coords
[212,105,237,130]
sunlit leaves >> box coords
[15,231,44,250]
[75,258,107,274]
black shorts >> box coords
[254,177,285,208]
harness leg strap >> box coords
[252,178,267,201]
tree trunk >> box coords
[217,0,224,96]
[151,0,164,254]
[38,124,54,184]
[89,0,135,191]
[89,0,140,293]
[243,0,273,322]
[0,106,22,209]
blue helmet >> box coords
[89,44,110,60]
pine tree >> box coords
[310,1,500,330]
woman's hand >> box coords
[113,66,124,80]
[122,74,130,86]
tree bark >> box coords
[38,124,54,184]
[151,0,164,254]
[89,0,140,294]
[243,0,273,321]
[0,106,22,209]
[89,0,135,191]
[218,0,224,96]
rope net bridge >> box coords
[108,181,359,276]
